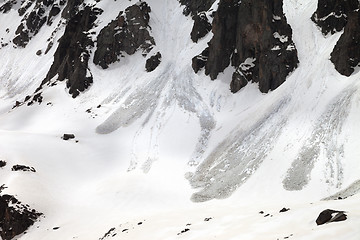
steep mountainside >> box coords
[0,0,360,239]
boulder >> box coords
[0,160,6,168]
[316,209,347,225]
[145,52,162,72]
[62,134,75,140]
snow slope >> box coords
[0,0,359,239]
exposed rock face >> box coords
[311,0,359,35]
[312,0,360,77]
[38,3,103,98]
[191,12,212,43]
[179,0,215,43]
[145,52,162,72]
[93,2,155,69]
[178,0,216,16]
[330,10,360,76]
[13,0,62,48]
[0,194,42,240]
[192,47,209,73]
[193,0,298,93]
[0,0,17,14]
[316,209,347,225]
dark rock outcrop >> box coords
[93,2,155,69]
[279,207,290,213]
[62,133,75,140]
[0,160,6,168]
[145,52,161,72]
[178,0,216,16]
[179,0,215,43]
[11,164,36,172]
[330,10,360,76]
[193,0,298,93]
[13,0,61,48]
[0,0,17,14]
[312,0,360,77]
[191,12,212,43]
[311,0,359,35]
[0,194,42,240]
[192,47,209,73]
[316,209,347,225]
[38,4,103,98]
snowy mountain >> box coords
[0,0,360,239]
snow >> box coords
[0,0,360,239]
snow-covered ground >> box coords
[0,0,359,239]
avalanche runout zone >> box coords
[188,97,290,202]
[283,87,356,191]
[96,64,215,169]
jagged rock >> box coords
[61,0,82,20]
[99,227,116,240]
[18,0,34,16]
[192,47,209,73]
[311,0,359,35]
[93,2,155,69]
[178,0,216,16]
[330,10,360,76]
[11,165,36,172]
[177,228,190,235]
[193,0,298,93]
[316,209,347,225]
[204,0,238,80]
[191,12,212,42]
[279,207,290,213]
[13,0,54,47]
[47,4,61,25]
[229,0,299,93]
[39,4,102,98]
[312,0,360,77]
[13,0,76,48]
[230,69,248,93]
[179,0,214,43]
[0,0,17,14]
[0,160,6,168]
[145,52,161,72]
[0,194,42,240]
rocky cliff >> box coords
[192,0,299,93]
[312,0,360,77]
